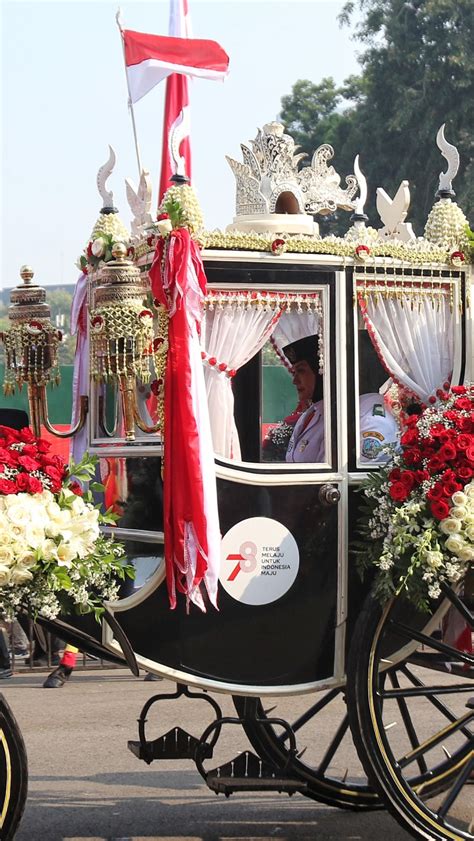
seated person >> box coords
[358,391,398,463]
[283,335,325,463]
[264,334,398,464]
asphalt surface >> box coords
[1,668,418,841]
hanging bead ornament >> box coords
[90,242,162,442]
[1,265,61,396]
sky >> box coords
[1,0,362,289]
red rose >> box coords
[404,448,422,465]
[400,471,416,490]
[427,455,445,472]
[430,500,450,520]
[17,455,41,472]
[271,238,286,255]
[0,426,19,442]
[401,428,419,447]
[389,481,410,502]
[443,410,458,421]
[0,478,18,494]
[414,469,430,484]
[451,385,467,395]
[389,467,402,481]
[69,481,84,497]
[457,434,473,450]
[0,448,16,467]
[442,480,463,496]
[457,416,473,432]
[427,484,445,501]
[15,474,29,491]
[27,476,43,494]
[454,397,472,411]
[438,443,457,462]
[458,466,473,480]
[466,445,474,463]
[18,427,35,443]
[44,466,62,482]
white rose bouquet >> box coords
[0,423,133,620]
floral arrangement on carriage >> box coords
[0,424,133,621]
[356,384,474,612]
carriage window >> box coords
[202,290,330,466]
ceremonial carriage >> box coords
[1,120,473,841]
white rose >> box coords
[445,534,465,555]
[451,491,468,507]
[0,546,15,566]
[6,500,34,528]
[10,567,33,584]
[451,506,468,521]
[466,525,474,541]
[457,546,474,562]
[0,565,11,584]
[425,551,443,568]
[440,518,462,534]
[156,218,173,236]
[466,484,474,499]
[91,237,106,257]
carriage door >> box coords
[176,257,344,690]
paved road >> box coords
[4,669,415,841]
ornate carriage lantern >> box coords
[90,241,165,442]
[0,265,87,438]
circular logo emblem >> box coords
[220,517,299,606]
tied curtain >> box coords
[201,292,322,459]
[357,278,455,404]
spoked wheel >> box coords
[233,688,379,810]
[347,584,474,840]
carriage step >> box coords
[128,726,213,764]
[205,751,307,797]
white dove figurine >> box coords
[376,180,415,242]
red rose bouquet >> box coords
[356,385,474,610]
[0,425,132,620]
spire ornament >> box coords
[436,124,459,198]
[424,125,468,250]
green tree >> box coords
[280,0,474,234]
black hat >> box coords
[0,408,29,431]
[282,334,319,374]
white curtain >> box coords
[358,288,454,403]
[201,302,282,459]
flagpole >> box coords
[116,8,143,178]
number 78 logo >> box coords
[226,541,258,581]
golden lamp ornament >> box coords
[90,242,164,442]
[0,266,87,438]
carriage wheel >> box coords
[232,689,379,810]
[347,586,473,840]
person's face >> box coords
[292,360,316,404]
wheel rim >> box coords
[356,589,473,840]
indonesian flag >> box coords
[149,229,221,611]
[123,28,229,105]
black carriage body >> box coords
[48,252,468,695]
